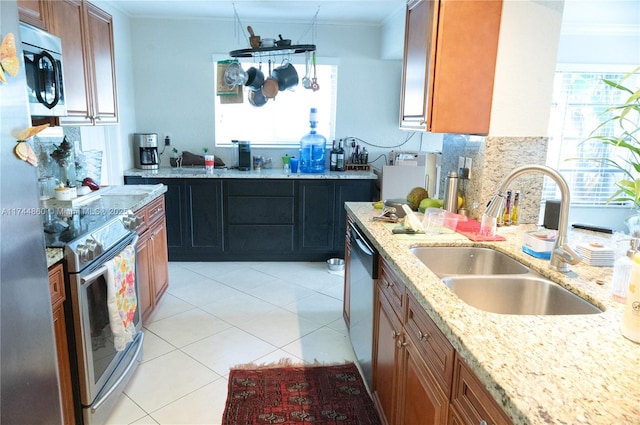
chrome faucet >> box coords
[484,164,581,273]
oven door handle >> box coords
[80,235,138,284]
[91,332,144,412]
[81,265,109,285]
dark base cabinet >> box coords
[125,176,373,261]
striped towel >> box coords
[106,244,137,351]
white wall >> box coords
[126,17,442,169]
[490,0,565,137]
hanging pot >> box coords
[271,61,298,91]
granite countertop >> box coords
[124,167,377,180]
[44,184,167,268]
[345,202,639,425]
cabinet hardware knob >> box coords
[396,339,408,348]
[418,330,429,341]
[391,330,400,339]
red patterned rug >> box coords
[222,362,381,424]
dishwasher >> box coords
[347,221,379,390]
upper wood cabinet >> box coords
[17,0,49,30]
[400,0,502,135]
[47,0,118,125]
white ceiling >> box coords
[102,0,407,25]
[101,0,639,33]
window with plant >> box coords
[544,68,640,208]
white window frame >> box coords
[544,64,639,208]
[212,54,338,148]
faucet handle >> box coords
[551,244,582,272]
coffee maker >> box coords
[134,133,159,170]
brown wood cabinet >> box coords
[400,0,502,134]
[48,262,75,425]
[372,279,403,425]
[47,0,117,125]
[18,0,49,29]
[449,354,513,425]
[135,196,169,322]
[371,257,512,425]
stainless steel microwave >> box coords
[19,23,67,117]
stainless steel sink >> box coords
[410,246,602,315]
[410,246,530,277]
[442,275,602,315]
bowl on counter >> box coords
[327,258,345,271]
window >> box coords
[213,56,338,147]
[544,70,640,206]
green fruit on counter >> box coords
[418,198,444,213]
[372,200,384,209]
[406,187,429,210]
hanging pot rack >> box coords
[229,44,316,59]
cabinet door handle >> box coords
[391,330,400,339]
[384,281,392,288]
[418,330,429,341]
[396,338,407,348]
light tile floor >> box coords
[106,261,357,425]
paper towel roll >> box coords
[426,153,440,198]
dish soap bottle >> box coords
[621,252,640,343]
[611,238,639,303]
[299,107,326,173]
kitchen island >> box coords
[345,202,639,425]
[124,168,377,261]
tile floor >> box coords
[106,261,357,425]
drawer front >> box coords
[406,293,454,394]
[451,355,513,425]
[48,263,65,307]
[146,196,165,225]
[379,260,405,316]
[228,197,295,224]
[133,205,149,235]
[227,180,295,197]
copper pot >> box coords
[262,77,279,99]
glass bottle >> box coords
[299,108,326,173]
[611,238,639,303]
[336,140,345,171]
[330,139,338,171]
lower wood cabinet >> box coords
[134,196,169,322]
[449,355,513,425]
[48,262,75,425]
[371,257,512,425]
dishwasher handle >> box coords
[349,222,379,278]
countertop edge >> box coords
[124,168,378,180]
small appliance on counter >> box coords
[238,140,251,170]
[381,152,441,201]
[133,133,159,170]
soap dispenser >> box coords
[611,238,639,303]
[621,252,640,343]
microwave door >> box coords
[35,51,60,109]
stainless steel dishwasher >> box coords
[347,221,379,390]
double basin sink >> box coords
[410,246,602,315]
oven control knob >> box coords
[85,239,103,260]
[77,244,89,263]
[122,213,140,230]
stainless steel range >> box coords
[45,204,144,425]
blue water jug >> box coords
[299,108,326,173]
